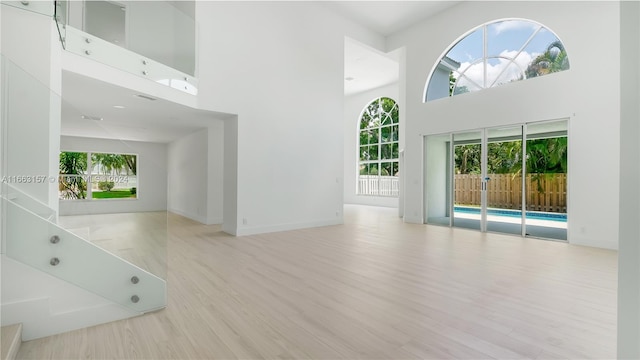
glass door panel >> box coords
[452,131,483,231]
[486,126,524,235]
[524,120,568,240]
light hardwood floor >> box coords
[58,212,168,279]
[17,205,617,359]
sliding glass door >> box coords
[524,120,568,240]
[452,131,484,231]
[424,120,568,241]
[486,126,523,235]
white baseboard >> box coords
[168,208,208,224]
[235,218,343,236]
[403,215,424,224]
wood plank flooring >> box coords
[17,205,617,359]
[58,212,168,279]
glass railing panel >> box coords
[54,0,67,49]
[1,184,57,223]
[121,1,195,76]
[57,0,197,94]
[1,1,54,17]
[63,26,197,95]
[2,50,168,305]
[3,198,166,312]
[0,54,59,212]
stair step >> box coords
[1,324,22,360]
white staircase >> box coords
[1,186,167,340]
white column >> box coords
[617,1,640,358]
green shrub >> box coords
[130,187,137,195]
[98,181,115,191]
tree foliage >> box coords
[524,41,569,79]
[59,152,137,199]
[359,97,399,176]
[454,137,567,175]
[59,152,87,199]
[449,72,469,96]
[449,40,569,96]
[59,152,87,175]
[91,153,136,175]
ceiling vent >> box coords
[135,94,157,101]
[81,115,103,121]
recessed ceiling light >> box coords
[345,77,355,81]
[113,105,125,109]
[81,115,103,121]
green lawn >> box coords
[92,190,136,199]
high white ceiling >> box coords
[61,1,461,142]
[340,1,460,96]
[344,38,401,96]
[327,1,460,37]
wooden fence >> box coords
[454,173,566,213]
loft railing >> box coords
[53,0,197,95]
[2,1,54,16]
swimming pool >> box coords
[454,206,567,222]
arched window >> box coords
[425,19,570,102]
[358,97,399,197]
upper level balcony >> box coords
[54,0,197,95]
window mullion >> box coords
[86,151,93,200]
[483,24,487,88]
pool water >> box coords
[454,206,567,222]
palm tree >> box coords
[487,141,522,174]
[59,152,87,199]
[525,41,570,78]
[92,153,126,175]
[525,137,567,192]
[526,137,567,174]
[455,144,481,174]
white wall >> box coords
[424,134,449,220]
[59,136,168,215]
[344,82,399,208]
[387,1,620,249]
[207,123,224,224]
[196,2,385,235]
[617,1,640,357]
[168,121,224,224]
[168,129,207,222]
[167,124,224,225]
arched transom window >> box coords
[358,97,399,197]
[425,19,570,102]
